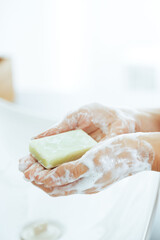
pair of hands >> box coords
[19,103,155,196]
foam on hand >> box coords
[29,129,97,169]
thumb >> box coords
[33,112,78,139]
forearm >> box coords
[135,109,160,132]
[138,132,160,172]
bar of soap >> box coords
[29,129,97,169]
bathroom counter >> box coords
[0,97,160,240]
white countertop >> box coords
[0,97,160,240]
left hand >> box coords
[19,133,154,197]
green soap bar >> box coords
[29,129,97,169]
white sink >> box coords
[0,99,159,240]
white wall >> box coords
[0,0,160,116]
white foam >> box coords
[48,133,155,195]
[19,156,31,172]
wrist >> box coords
[138,133,160,172]
[134,110,160,132]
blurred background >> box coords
[0,0,160,119]
[0,0,160,240]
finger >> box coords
[90,128,106,142]
[19,154,36,173]
[82,124,98,135]
[50,191,77,197]
[33,109,95,139]
[32,181,55,193]
[106,118,136,139]
[35,161,88,187]
[32,179,81,196]
[84,189,99,194]
[33,122,68,139]
[33,111,79,139]
[41,179,98,196]
[24,162,46,181]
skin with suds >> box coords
[19,103,160,197]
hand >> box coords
[20,103,157,196]
[19,133,155,196]
[19,103,143,196]
[33,103,140,141]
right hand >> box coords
[33,103,140,142]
